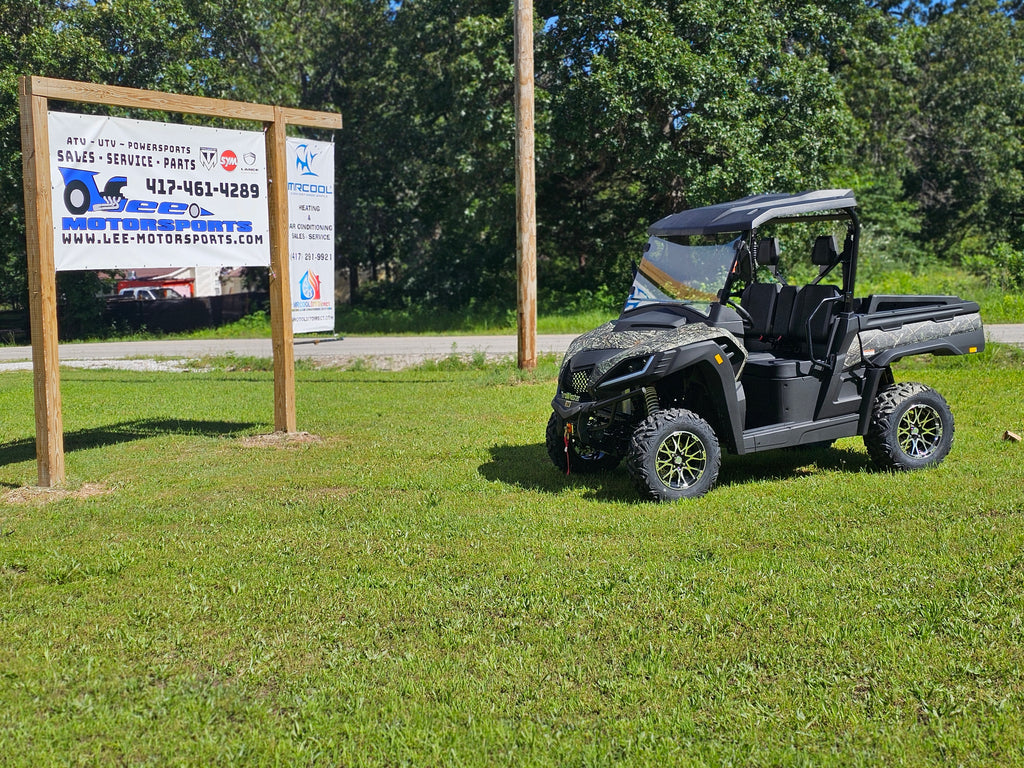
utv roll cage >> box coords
[648,188,861,315]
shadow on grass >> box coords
[482,442,875,502]
[480,443,639,503]
[717,444,874,489]
[0,418,260,466]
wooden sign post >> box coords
[265,108,298,433]
[18,79,62,486]
[514,0,537,370]
[18,76,342,486]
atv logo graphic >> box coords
[294,143,320,177]
[56,166,259,242]
[59,168,128,215]
[58,167,213,219]
[299,270,321,300]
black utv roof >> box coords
[648,189,857,237]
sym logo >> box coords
[220,150,237,172]
[294,143,319,177]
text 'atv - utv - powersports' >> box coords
[547,189,984,501]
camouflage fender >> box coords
[563,321,746,383]
[846,312,983,369]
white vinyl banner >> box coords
[286,138,335,333]
[48,111,270,271]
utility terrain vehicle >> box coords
[547,189,984,501]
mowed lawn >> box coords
[1,350,1023,766]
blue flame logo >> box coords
[295,143,319,177]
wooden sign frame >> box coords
[18,76,342,487]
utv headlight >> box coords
[598,355,655,390]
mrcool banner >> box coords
[48,111,270,271]
[286,138,335,334]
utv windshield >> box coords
[623,236,740,313]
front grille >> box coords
[563,366,594,395]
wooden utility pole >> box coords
[514,0,537,370]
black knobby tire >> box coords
[545,412,622,474]
[864,382,954,471]
[627,408,721,501]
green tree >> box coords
[316,0,517,310]
[834,2,925,267]
[535,0,861,301]
[904,0,1024,259]
[0,0,236,334]
[6,0,1021,323]
[0,0,83,309]
[842,0,1024,276]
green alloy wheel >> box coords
[865,382,954,471]
[628,408,721,501]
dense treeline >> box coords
[1,0,1022,326]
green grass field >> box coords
[2,349,1023,766]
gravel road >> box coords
[0,326,1020,373]
[0,335,580,372]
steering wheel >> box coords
[726,299,754,329]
